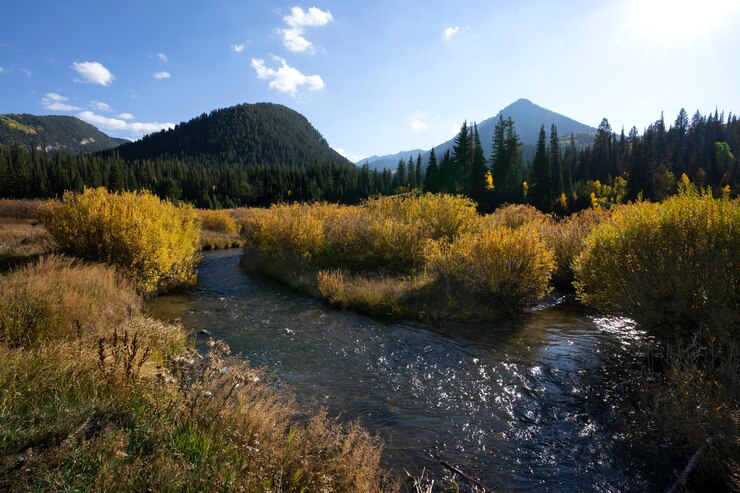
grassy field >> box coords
[0,192,391,492]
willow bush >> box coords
[574,189,740,340]
[424,225,555,311]
[243,194,556,319]
[41,188,200,294]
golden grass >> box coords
[0,256,391,492]
[0,217,57,268]
[0,255,141,347]
[0,198,48,219]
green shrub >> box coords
[573,191,740,340]
[41,188,200,294]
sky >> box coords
[1,0,739,161]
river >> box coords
[148,249,665,492]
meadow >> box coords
[0,190,390,492]
[0,185,738,490]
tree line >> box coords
[0,107,737,212]
[411,108,739,213]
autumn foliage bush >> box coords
[574,189,740,340]
[41,188,200,294]
[424,226,555,311]
[243,194,556,319]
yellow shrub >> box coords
[425,225,555,310]
[574,192,740,340]
[483,203,551,230]
[536,208,608,288]
[41,188,200,294]
[196,209,239,234]
[244,203,326,261]
[367,193,479,241]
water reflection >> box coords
[149,250,657,492]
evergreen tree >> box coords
[415,154,423,190]
[529,125,551,210]
[469,123,489,209]
[424,147,439,192]
[394,159,407,190]
[451,120,472,193]
[550,124,564,199]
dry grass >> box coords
[0,217,57,268]
[0,255,141,347]
[0,198,49,219]
[0,257,392,492]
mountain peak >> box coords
[358,99,597,169]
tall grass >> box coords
[0,255,139,347]
[629,334,739,491]
[41,188,200,294]
[0,256,391,492]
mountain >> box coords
[0,114,128,154]
[358,99,597,170]
[105,102,351,167]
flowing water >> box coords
[149,250,665,492]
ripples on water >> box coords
[149,250,662,492]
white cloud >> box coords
[443,26,460,40]
[90,100,111,111]
[280,6,333,53]
[232,43,246,53]
[251,57,324,96]
[77,110,174,138]
[21,68,32,77]
[41,92,80,111]
[156,52,169,63]
[118,112,135,120]
[0,66,6,75]
[72,61,114,86]
[336,147,362,162]
[411,119,429,131]
[153,71,171,79]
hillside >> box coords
[0,114,128,154]
[358,99,597,170]
[105,102,351,167]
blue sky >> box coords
[1,0,739,161]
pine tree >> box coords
[424,148,439,192]
[469,123,489,208]
[550,123,564,199]
[529,125,551,210]
[451,120,472,193]
[415,153,423,190]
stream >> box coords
[148,249,665,492]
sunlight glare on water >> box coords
[149,250,663,492]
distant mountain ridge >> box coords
[358,99,597,170]
[0,114,128,154]
[105,102,351,168]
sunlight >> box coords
[628,0,737,43]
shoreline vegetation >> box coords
[0,191,391,492]
[1,186,738,490]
